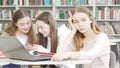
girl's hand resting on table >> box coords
[51,52,70,62]
[51,52,80,62]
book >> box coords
[73,0,80,5]
[38,52,54,56]
[79,0,84,5]
[59,10,65,19]
[13,0,18,6]
[44,0,50,5]
[111,23,120,34]
[0,10,2,19]
[97,22,115,34]
[8,0,14,5]
[104,22,115,34]
[66,0,71,5]
[0,51,5,58]
[29,45,51,56]
[0,24,2,33]
[29,0,35,5]
[0,0,2,5]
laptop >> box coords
[0,36,51,61]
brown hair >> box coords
[3,9,36,44]
[72,6,102,51]
[36,12,58,53]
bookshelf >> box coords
[95,0,120,36]
[0,0,120,36]
[19,5,53,21]
[0,5,15,33]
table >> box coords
[9,59,91,65]
[109,39,120,43]
[109,39,120,61]
[0,58,91,68]
[0,58,9,66]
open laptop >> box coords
[0,36,51,61]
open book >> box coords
[33,51,54,57]
[29,45,54,56]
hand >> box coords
[26,44,39,51]
[0,51,5,57]
[32,44,40,50]
[51,52,80,62]
[51,52,70,62]
[67,11,76,31]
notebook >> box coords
[0,36,51,61]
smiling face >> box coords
[36,20,50,37]
[72,12,92,33]
[15,16,31,34]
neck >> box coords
[83,28,96,39]
[16,31,26,37]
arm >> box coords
[51,33,110,61]
[60,11,77,49]
[0,32,9,57]
[57,28,76,52]
[57,11,77,52]
[1,32,9,36]
[62,11,77,45]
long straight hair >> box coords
[3,9,36,44]
[36,12,58,53]
[72,6,102,51]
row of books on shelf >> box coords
[0,23,7,33]
[95,7,120,20]
[0,21,120,35]
[97,22,120,34]
[96,0,120,5]
[0,10,13,20]
[27,9,52,19]
[56,23,71,28]
[56,10,68,19]
[55,0,93,5]
[0,0,94,6]
[1,8,120,20]
[0,23,70,34]
[55,9,93,19]
[0,9,88,20]
[1,0,120,6]
[0,9,52,20]
[2,8,120,20]
[0,0,52,6]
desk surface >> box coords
[0,58,91,65]
[0,58,9,65]
[109,39,120,43]
[109,39,120,45]
[10,59,91,65]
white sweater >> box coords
[57,32,110,68]
[80,33,110,68]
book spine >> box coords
[44,0,50,5]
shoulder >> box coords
[57,24,71,36]
[1,32,9,36]
[97,32,108,39]
[96,32,109,42]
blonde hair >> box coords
[72,6,102,51]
